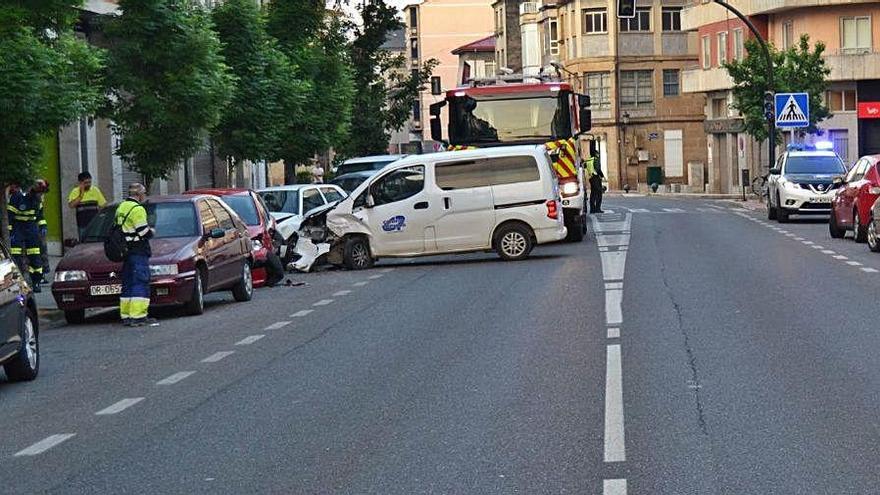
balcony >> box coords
[682,0,878,28]
[682,67,734,94]
[750,0,877,14]
[520,2,539,15]
[826,51,880,81]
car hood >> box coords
[269,211,300,223]
[56,238,199,272]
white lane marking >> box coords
[603,209,616,214]
[593,220,631,232]
[236,334,265,346]
[811,245,824,250]
[290,309,313,318]
[157,371,196,385]
[662,208,685,213]
[834,255,849,260]
[604,344,626,462]
[861,267,879,273]
[785,233,795,237]
[15,434,76,457]
[707,204,725,209]
[802,241,814,245]
[846,261,863,266]
[333,290,352,296]
[605,282,624,290]
[607,327,620,339]
[597,234,631,247]
[201,351,235,363]
[313,299,334,306]
[605,290,623,326]
[779,230,789,234]
[264,321,291,330]
[380,268,395,273]
[95,397,145,416]
[368,274,383,280]
[600,252,627,281]
[795,237,805,241]
[352,281,369,287]
[604,479,628,495]
[630,208,650,213]
[821,250,835,254]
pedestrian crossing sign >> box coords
[775,92,810,128]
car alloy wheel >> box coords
[501,231,528,258]
[23,316,37,370]
[352,243,370,268]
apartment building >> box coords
[492,0,524,73]
[404,0,495,148]
[550,0,708,191]
[684,1,880,192]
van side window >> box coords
[371,166,425,206]
[435,156,540,190]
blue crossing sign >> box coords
[775,92,810,128]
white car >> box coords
[257,184,347,261]
[767,144,847,223]
[292,145,568,270]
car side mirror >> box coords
[365,194,375,209]
[769,167,781,175]
[833,176,844,186]
[209,228,225,239]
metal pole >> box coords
[712,0,776,171]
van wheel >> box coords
[185,270,205,316]
[4,308,38,382]
[232,261,253,302]
[565,214,585,242]
[343,236,374,270]
[495,224,533,261]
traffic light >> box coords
[618,0,636,19]
[764,91,775,121]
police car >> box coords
[767,142,848,223]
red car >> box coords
[830,155,880,242]
[52,195,254,324]
[186,188,282,287]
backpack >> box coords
[104,205,138,262]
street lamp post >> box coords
[711,0,776,172]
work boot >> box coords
[129,317,159,327]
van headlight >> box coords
[149,264,179,276]
[54,270,87,282]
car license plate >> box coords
[90,284,122,296]
[811,196,832,203]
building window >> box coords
[841,16,871,53]
[701,36,711,69]
[412,101,421,121]
[711,98,728,119]
[410,38,418,59]
[585,72,611,109]
[717,31,728,65]
[826,89,857,112]
[620,70,653,108]
[583,8,607,34]
[619,7,651,32]
[662,69,680,96]
[733,28,744,61]
[662,7,682,32]
[409,7,418,29]
[545,19,559,55]
[782,21,793,49]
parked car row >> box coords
[829,154,880,252]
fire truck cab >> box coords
[429,76,592,242]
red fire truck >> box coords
[429,75,592,241]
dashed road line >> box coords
[834,255,849,260]
[604,344,626,463]
[607,327,620,339]
[605,290,623,326]
[795,237,805,241]
[861,267,879,273]
[368,274,383,280]
[352,281,369,287]
[264,321,291,330]
[663,208,685,213]
[236,335,265,346]
[785,233,795,237]
[380,268,395,273]
[846,261,863,266]
[201,351,235,363]
[604,479,628,495]
[802,241,814,245]
[332,290,352,296]
[821,250,835,254]
[630,208,650,213]
[95,398,144,416]
[14,434,76,457]
[157,371,196,385]
[313,299,334,306]
[290,309,313,318]
[811,245,824,250]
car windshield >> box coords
[337,161,395,176]
[449,95,571,144]
[221,194,259,226]
[81,202,198,242]
[785,155,846,175]
[259,190,300,216]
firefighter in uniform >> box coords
[116,183,156,327]
[7,183,44,291]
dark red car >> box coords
[830,155,880,242]
[52,195,254,324]
[185,188,281,287]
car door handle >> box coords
[414,201,429,210]
[443,197,451,209]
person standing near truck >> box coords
[116,183,156,327]
[587,145,604,214]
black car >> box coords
[0,241,39,382]
[330,170,375,193]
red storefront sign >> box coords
[858,102,880,119]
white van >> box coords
[293,145,567,270]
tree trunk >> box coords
[284,159,297,185]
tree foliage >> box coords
[105,0,233,188]
[344,0,437,156]
[725,34,831,142]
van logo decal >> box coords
[382,215,407,232]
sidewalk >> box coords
[33,255,64,326]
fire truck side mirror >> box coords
[431,76,442,96]
[429,101,446,142]
[578,94,591,108]
[579,108,592,133]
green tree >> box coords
[268,3,354,183]
[725,34,831,143]
[0,1,104,241]
[212,0,304,170]
[345,0,437,156]
[104,0,234,189]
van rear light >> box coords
[560,178,579,197]
[546,200,559,219]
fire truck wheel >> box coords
[565,215,585,242]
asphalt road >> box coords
[2,195,879,494]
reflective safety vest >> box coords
[115,199,152,256]
[7,191,43,231]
